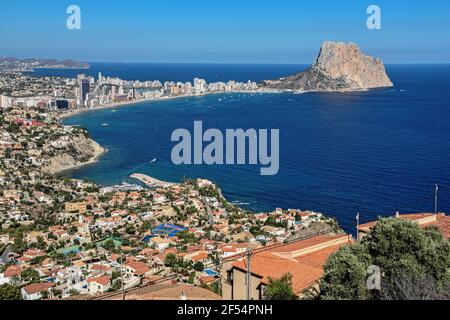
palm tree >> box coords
[302,282,321,300]
[10,275,21,286]
[264,273,298,300]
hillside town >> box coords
[0,71,342,300]
[0,66,449,301]
[0,103,341,300]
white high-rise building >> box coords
[193,78,207,95]
[0,95,11,108]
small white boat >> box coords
[150,159,157,164]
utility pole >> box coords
[120,248,126,300]
[435,184,439,215]
[217,254,223,297]
[246,247,252,300]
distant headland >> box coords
[0,57,89,73]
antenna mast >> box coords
[435,184,439,214]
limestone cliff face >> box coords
[263,41,393,92]
[42,134,106,175]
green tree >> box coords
[264,273,298,300]
[12,233,27,253]
[102,239,116,252]
[0,284,21,300]
[193,261,204,272]
[320,219,450,300]
[111,270,121,280]
[21,268,40,284]
[165,253,177,267]
[177,231,197,244]
[36,236,46,250]
[320,243,372,300]
[366,219,450,285]
[188,272,195,284]
[111,279,122,292]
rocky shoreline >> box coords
[42,133,107,175]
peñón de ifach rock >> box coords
[263,41,393,92]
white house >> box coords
[21,283,54,300]
[87,275,111,295]
[150,237,173,252]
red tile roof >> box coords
[22,282,54,295]
[90,264,111,271]
[191,252,209,262]
[126,261,150,276]
[232,235,351,294]
[4,265,22,277]
[23,249,46,257]
[187,245,204,253]
[87,275,111,286]
[423,214,450,239]
[199,276,216,285]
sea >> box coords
[30,63,450,233]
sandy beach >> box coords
[57,97,158,122]
[57,90,267,122]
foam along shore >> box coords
[130,173,175,188]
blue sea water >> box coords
[35,63,450,233]
[29,63,303,83]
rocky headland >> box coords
[42,133,106,175]
[262,41,393,92]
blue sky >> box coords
[0,0,449,63]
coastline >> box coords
[53,145,108,176]
[56,86,379,125]
[54,84,384,181]
[56,90,281,123]
[57,98,156,122]
[51,87,337,179]
[43,131,108,176]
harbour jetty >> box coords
[130,173,175,188]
